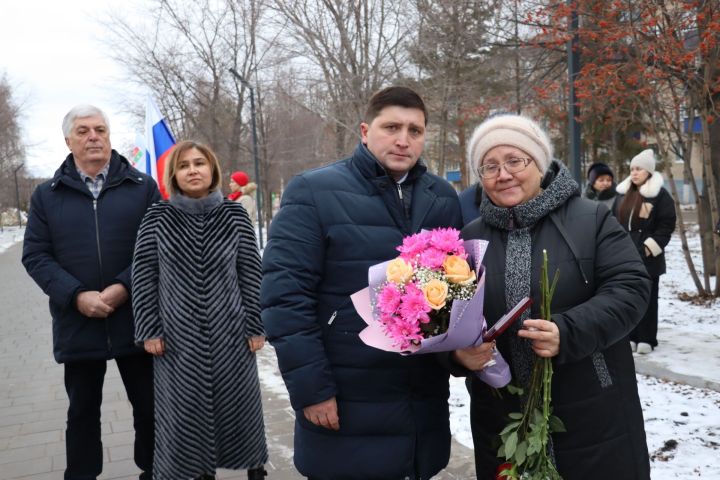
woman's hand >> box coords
[144,338,165,356]
[248,336,265,352]
[518,319,560,357]
[452,341,497,371]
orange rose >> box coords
[422,279,448,310]
[386,257,414,284]
[443,255,476,284]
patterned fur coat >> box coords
[132,191,267,479]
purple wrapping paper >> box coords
[351,239,511,388]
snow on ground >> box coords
[652,224,720,386]
[0,226,24,254]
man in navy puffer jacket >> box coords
[261,87,462,479]
[22,105,159,480]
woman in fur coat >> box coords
[613,149,677,354]
[132,141,268,480]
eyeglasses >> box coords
[477,157,533,179]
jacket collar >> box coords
[170,190,224,214]
[616,171,664,198]
[350,142,428,184]
[51,150,143,192]
[584,183,616,201]
[349,142,437,233]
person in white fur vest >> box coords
[613,149,676,354]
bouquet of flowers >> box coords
[351,227,513,388]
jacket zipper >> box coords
[328,311,338,325]
[93,198,112,352]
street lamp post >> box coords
[229,68,264,248]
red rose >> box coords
[496,462,514,480]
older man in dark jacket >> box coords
[261,87,462,479]
[22,105,160,480]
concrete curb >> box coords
[634,357,720,392]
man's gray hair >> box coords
[62,105,110,137]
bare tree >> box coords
[104,0,274,177]
[269,0,412,156]
[0,74,28,223]
[408,0,500,185]
[260,68,337,216]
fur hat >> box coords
[467,114,553,178]
[231,171,249,186]
[630,149,655,174]
[587,162,614,186]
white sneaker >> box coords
[637,342,653,354]
[630,341,637,352]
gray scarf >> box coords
[478,161,578,389]
[169,190,224,215]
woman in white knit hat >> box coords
[453,114,652,479]
[613,149,676,355]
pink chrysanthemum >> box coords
[379,311,396,326]
[377,283,402,314]
[429,227,464,254]
[419,247,447,269]
[399,282,431,323]
[384,316,423,350]
[397,231,432,262]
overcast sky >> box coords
[1,1,142,178]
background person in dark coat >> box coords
[613,149,677,354]
[260,86,462,480]
[583,161,617,210]
[22,105,159,480]
[455,114,651,480]
[458,182,483,224]
[133,141,268,480]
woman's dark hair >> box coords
[618,182,644,227]
[364,86,428,125]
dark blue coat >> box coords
[458,182,482,224]
[23,151,160,363]
[261,143,462,480]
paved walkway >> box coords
[0,243,475,479]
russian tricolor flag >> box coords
[145,97,176,199]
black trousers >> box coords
[630,276,660,348]
[63,354,154,480]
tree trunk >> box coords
[660,144,706,295]
[458,119,468,190]
[699,110,720,294]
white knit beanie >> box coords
[467,114,553,178]
[630,149,656,174]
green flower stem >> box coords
[498,250,564,479]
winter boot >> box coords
[247,466,268,480]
